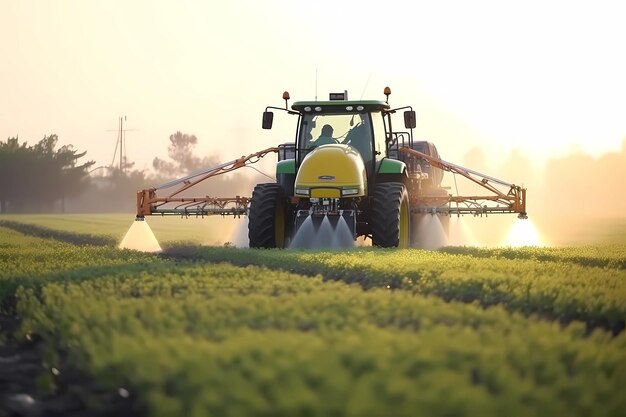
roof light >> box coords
[329,91,348,100]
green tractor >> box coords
[131,88,526,252]
[248,87,448,248]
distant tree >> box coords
[104,167,149,211]
[0,135,94,213]
[0,137,29,213]
[152,131,218,178]
[145,130,263,207]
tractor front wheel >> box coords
[248,184,287,248]
[370,182,410,248]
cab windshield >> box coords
[299,113,373,161]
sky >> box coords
[1,0,625,176]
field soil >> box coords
[0,302,135,417]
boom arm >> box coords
[399,146,527,218]
[135,145,527,220]
[136,147,278,219]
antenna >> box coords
[359,72,372,99]
[315,68,318,101]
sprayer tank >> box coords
[294,144,367,198]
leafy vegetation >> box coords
[0,226,156,305]
[189,245,626,333]
[16,271,626,417]
[1,218,625,416]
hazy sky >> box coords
[2,0,625,174]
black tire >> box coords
[248,184,287,248]
[370,182,410,248]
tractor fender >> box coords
[276,159,296,196]
[376,158,408,183]
[276,159,296,175]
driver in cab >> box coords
[312,124,338,146]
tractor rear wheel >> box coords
[248,183,287,248]
[370,182,410,248]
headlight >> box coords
[295,188,310,196]
[341,188,360,196]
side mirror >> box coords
[403,110,417,129]
[262,111,274,130]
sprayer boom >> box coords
[136,147,278,219]
[399,146,527,218]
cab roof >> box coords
[291,100,390,113]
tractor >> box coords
[132,87,526,250]
[250,87,443,248]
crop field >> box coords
[1,215,625,416]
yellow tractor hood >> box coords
[295,144,367,198]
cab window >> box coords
[299,112,374,162]
[371,112,386,156]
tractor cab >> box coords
[262,90,416,180]
[291,100,390,183]
[257,88,419,248]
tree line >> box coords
[0,131,262,214]
[0,135,94,213]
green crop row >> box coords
[440,245,626,269]
[2,221,625,416]
[191,246,626,332]
[15,262,626,417]
[3,225,624,332]
[0,226,162,305]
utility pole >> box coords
[108,116,137,172]
[119,116,124,171]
